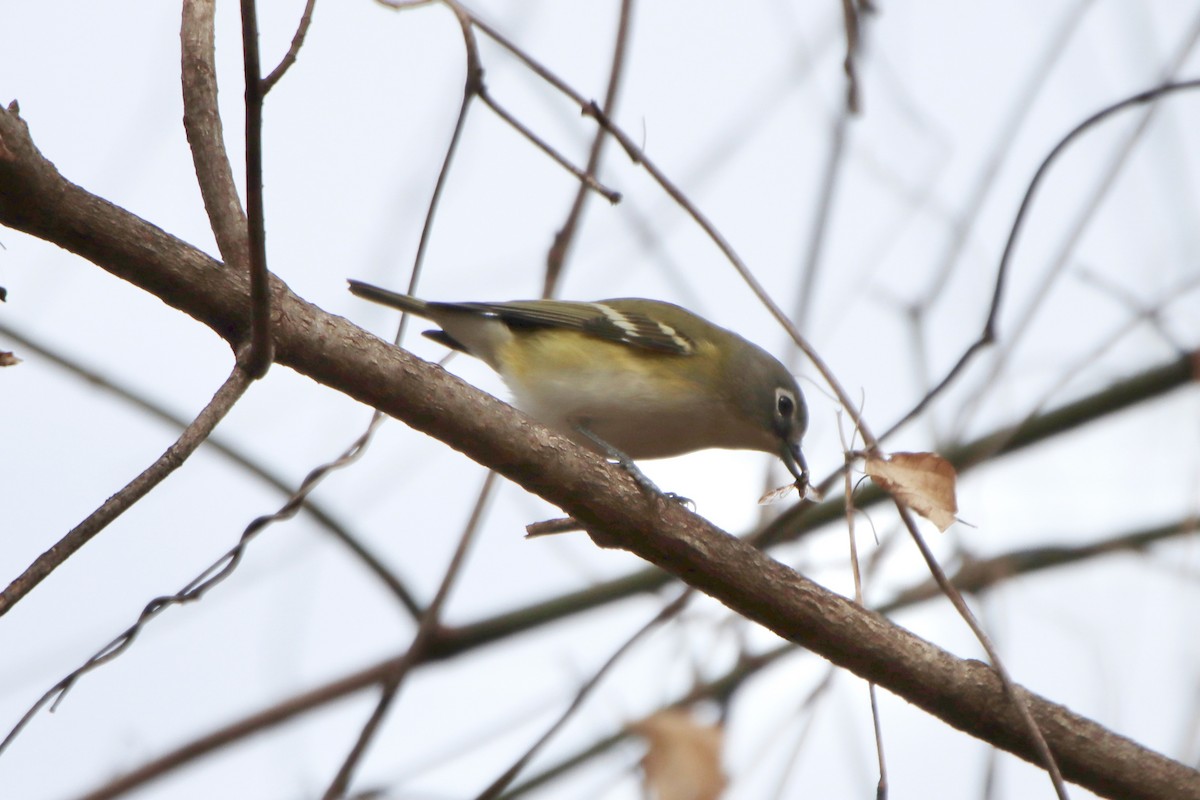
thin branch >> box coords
[77,513,1200,800]
[950,18,1200,436]
[475,590,693,800]
[839,0,863,113]
[323,472,497,799]
[913,0,1097,315]
[76,653,431,800]
[869,683,887,800]
[793,102,852,337]
[893,503,1069,799]
[0,320,421,615]
[542,0,635,297]
[0,364,251,619]
[398,5,483,319]
[0,364,253,750]
[262,0,317,94]
[240,0,274,377]
[883,77,1200,439]
[883,517,1200,611]
[838,417,888,799]
[387,2,620,206]
[498,515,1200,798]
[477,88,621,204]
[2,395,383,757]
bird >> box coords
[348,279,809,496]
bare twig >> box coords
[75,512,1200,800]
[893,503,1069,799]
[2,394,384,757]
[884,517,1200,611]
[883,75,1200,440]
[949,17,1200,436]
[914,0,1097,315]
[837,416,888,798]
[839,0,863,113]
[0,364,253,749]
[0,320,422,615]
[542,0,635,297]
[499,514,1200,799]
[0,365,252,620]
[240,0,274,377]
[397,4,483,322]
[792,103,852,337]
[940,275,1200,474]
[323,472,497,799]
[475,590,693,800]
[477,88,621,204]
[262,0,317,93]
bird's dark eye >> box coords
[776,391,795,419]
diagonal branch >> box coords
[0,365,253,751]
[262,0,317,93]
[0,363,251,619]
[0,103,1197,800]
[75,512,1200,800]
[0,319,422,614]
[542,0,635,297]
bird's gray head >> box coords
[726,342,809,489]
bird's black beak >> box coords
[781,440,809,492]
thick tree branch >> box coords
[1,104,1197,800]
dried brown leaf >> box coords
[865,451,958,532]
[0,351,20,367]
[631,710,726,800]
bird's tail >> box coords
[347,280,429,315]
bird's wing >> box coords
[429,300,695,355]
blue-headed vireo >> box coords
[348,280,810,495]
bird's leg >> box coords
[573,424,659,493]
[572,425,693,509]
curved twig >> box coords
[883,77,1200,439]
[0,365,253,750]
[262,0,317,93]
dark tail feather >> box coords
[347,280,427,315]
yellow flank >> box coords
[498,328,720,389]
